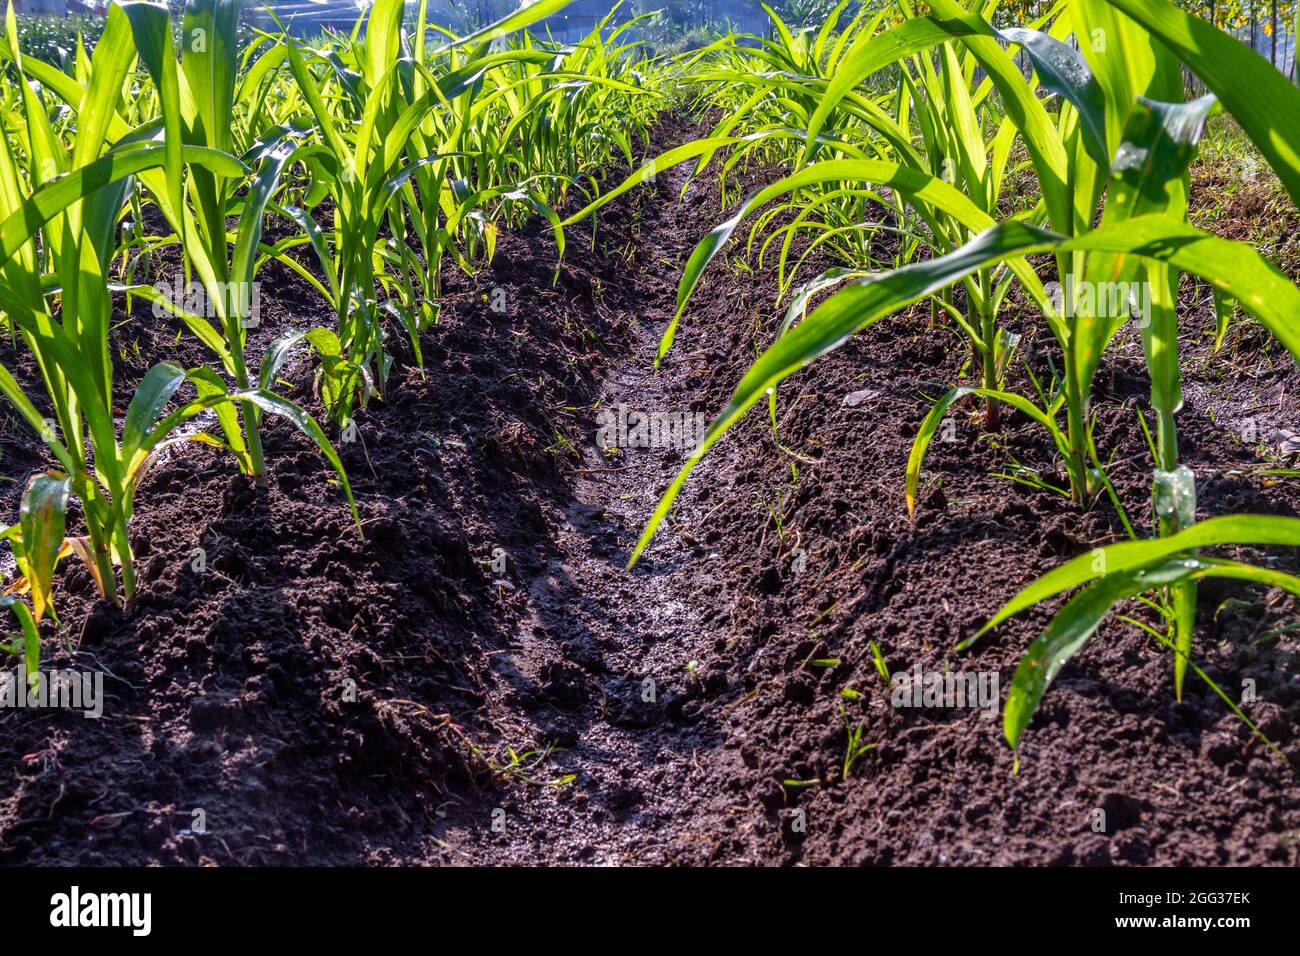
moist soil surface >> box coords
[1,116,1298,866]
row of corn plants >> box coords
[2,0,1295,763]
[0,0,671,678]
[563,0,1300,759]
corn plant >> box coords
[276,0,430,421]
[960,0,1300,753]
[970,516,1300,758]
[0,1,355,610]
[129,0,339,478]
[893,3,1066,428]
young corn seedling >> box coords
[891,0,1056,428]
[966,516,1300,761]
[840,704,877,780]
[279,0,432,421]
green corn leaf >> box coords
[306,327,343,358]
[1172,576,1197,701]
[19,474,70,623]
[185,365,250,473]
[628,215,1300,566]
[0,143,244,273]
[230,131,308,321]
[998,25,1108,166]
[1080,95,1217,464]
[259,329,309,391]
[363,0,405,90]
[924,0,1073,234]
[905,385,1070,517]
[123,362,189,467]
[0,595,41,685]
[1074,0,1181,156]
[559,136,747,226]
[803,16,962,155]
[1101,0,1300,210]
[1004,555,1300,750]
[180,0,241,155]
[971,514,1300,647]
[1106,94,1217,223]
[434,0,577,54]
[275,203,341,305]
[69,2,136,168]
[285,40,354,176]
[121,0,186,242]
[1213,287,1235,351]
[1006,556,1197,750]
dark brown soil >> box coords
[1,115,1298,866]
